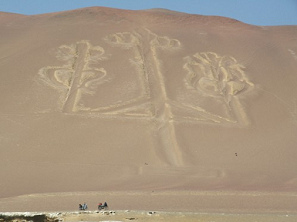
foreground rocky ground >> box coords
[1,210,297,222]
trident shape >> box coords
[39,31,254,166]
[104,30,183,166]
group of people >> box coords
[98,202,108,210]
[79,203,88,210]
[79,202,108,210]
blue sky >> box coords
[1,0,297,26]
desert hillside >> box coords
[0,7,297,212]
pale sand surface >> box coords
[1,191,297,213]
[1,6,297,219]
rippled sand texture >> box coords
[0,7,297,213]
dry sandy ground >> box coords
[1,6,297,219]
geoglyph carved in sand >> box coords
[99,31,152,116]
[38,30,182,117]
[183,52,254,126]
[147,30,184,166]
[39,40,109,112]
[38,30,184,166]
[105,30,183,165]
[38,31,254,166]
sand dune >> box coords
[0,7,297,214]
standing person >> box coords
[83,202,88,210]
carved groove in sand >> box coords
[39,40,109,112]
[105,30,183,165]
[38,31,182,116]
[183,52,254,126]
[101,32,151,116]
[38,32,254,166]
[146,30,183,166]
[39,33,154,115]
[38,31,184,166]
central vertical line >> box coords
[63,41,89,113]
[142,31,183,166]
